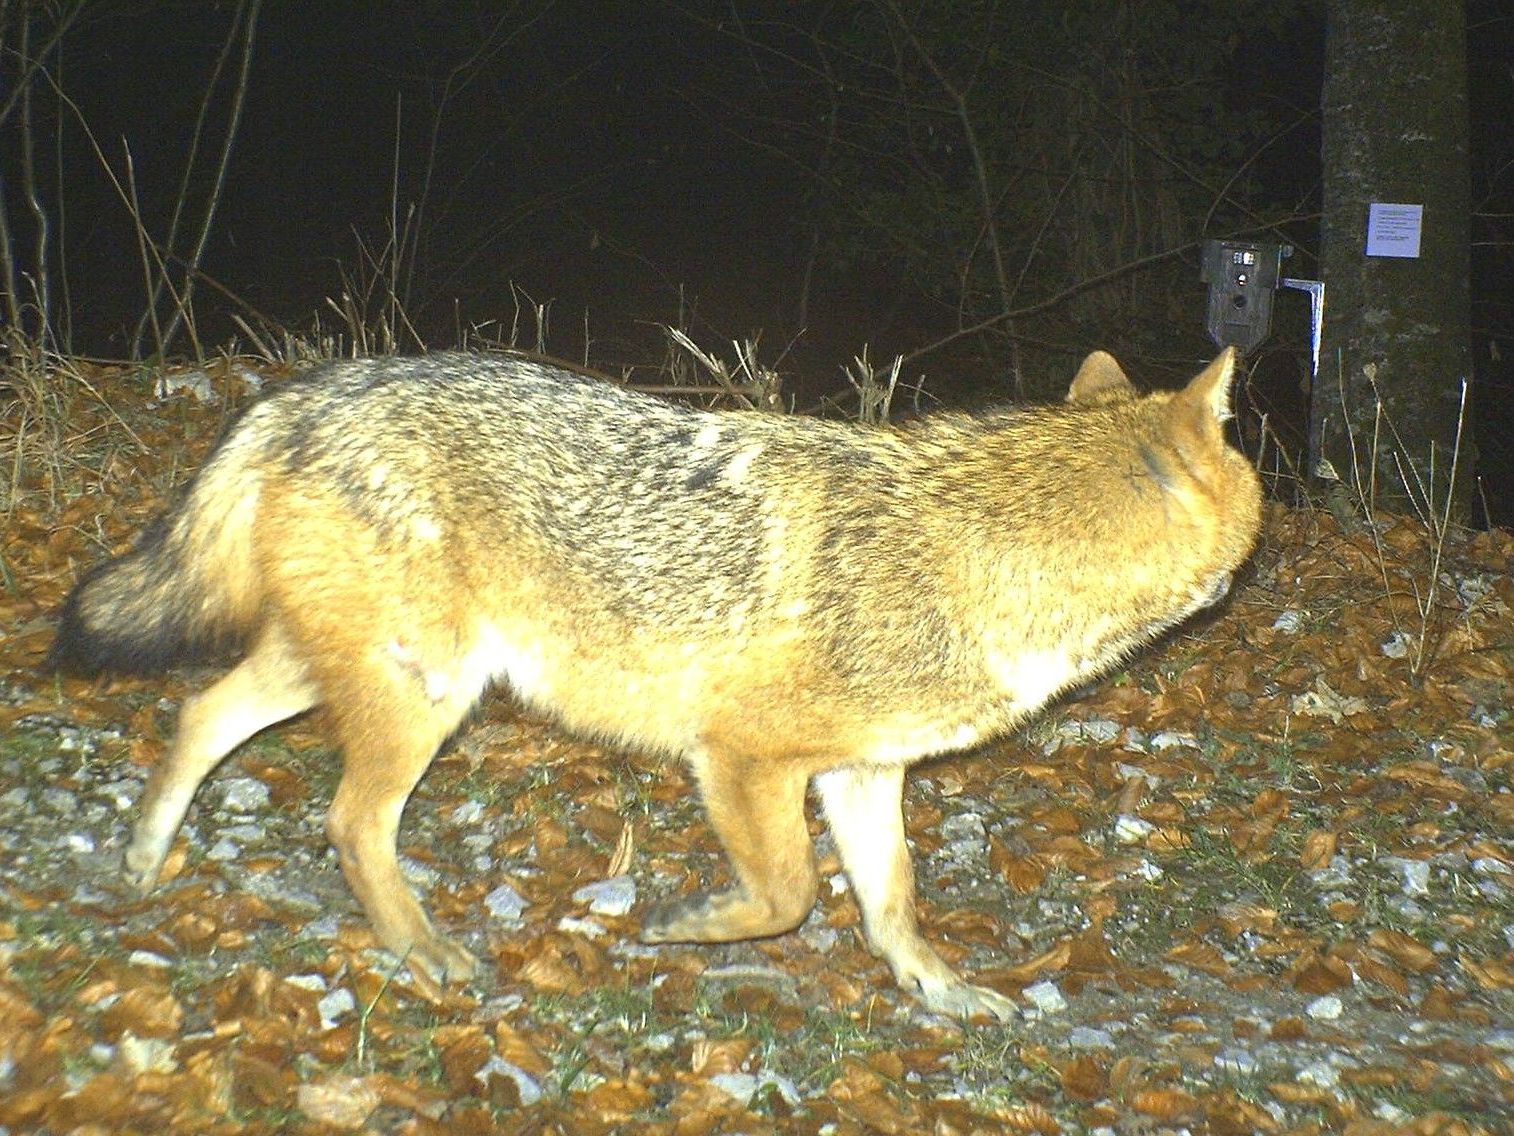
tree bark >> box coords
[1313,0,1473,522]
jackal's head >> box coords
[1064,346,1263,633]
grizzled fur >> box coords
[51,348,1262,1020]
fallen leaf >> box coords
[1300,829,1337,870]
[1061,1054,1107,1100]
[296,1075,380,1129]
[1368,928,1438,972]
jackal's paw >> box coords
[640,890,723,943]
[641,887,768,943]
[400,931,480,996]
[122,841,169,895]
[642,884,813,943]
[913,978,1019,1024]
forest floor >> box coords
[1,354,1511,1135]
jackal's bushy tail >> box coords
[48,425,268,676]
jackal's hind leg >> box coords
[815,764,1017,1023]
[321,647,485,993]
[641,752,818,944]
[125,622,318,892]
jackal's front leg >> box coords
[815,764,1018,1023]
[641,753,818,944]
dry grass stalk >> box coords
[1337,364,1473,680]
[657,327,786,411]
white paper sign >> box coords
[1365,202,1423,258]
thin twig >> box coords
[160,0,262,360]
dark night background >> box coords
[6,1,1514,517]
[46,2,879,363]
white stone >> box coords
[1114,814,1155,844]
[1306,994,1343,1020]
[485,883,528,920]
[572,874,636,916]
[1022,980,1066,1014]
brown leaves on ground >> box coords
[1,360,1511,1133]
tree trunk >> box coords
[1313,0,1473,522]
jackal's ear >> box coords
[1178,347,1239,424]
[1067,350,1136,405]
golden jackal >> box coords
[51,347,1261,1020]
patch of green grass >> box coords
[224,1104,306,1132]
[238,732,340,797]
[277,935,335,970]
[521,981,908,1104]
[0,547,18,597]
[609,757,664,824]
[446,765,521,813]
[3,929,108,1009]
[1152,646,1208,684]
[767,1006,891,1092]
[526,984,660,1095]
[1253,726,1308,787]
[0,727,65,764]
[1176,826,1305,909]
[455,759,575,826]
[1359,1082,1512,1125]
[1099,824,1311,966]
[948,1032,1051,1110]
